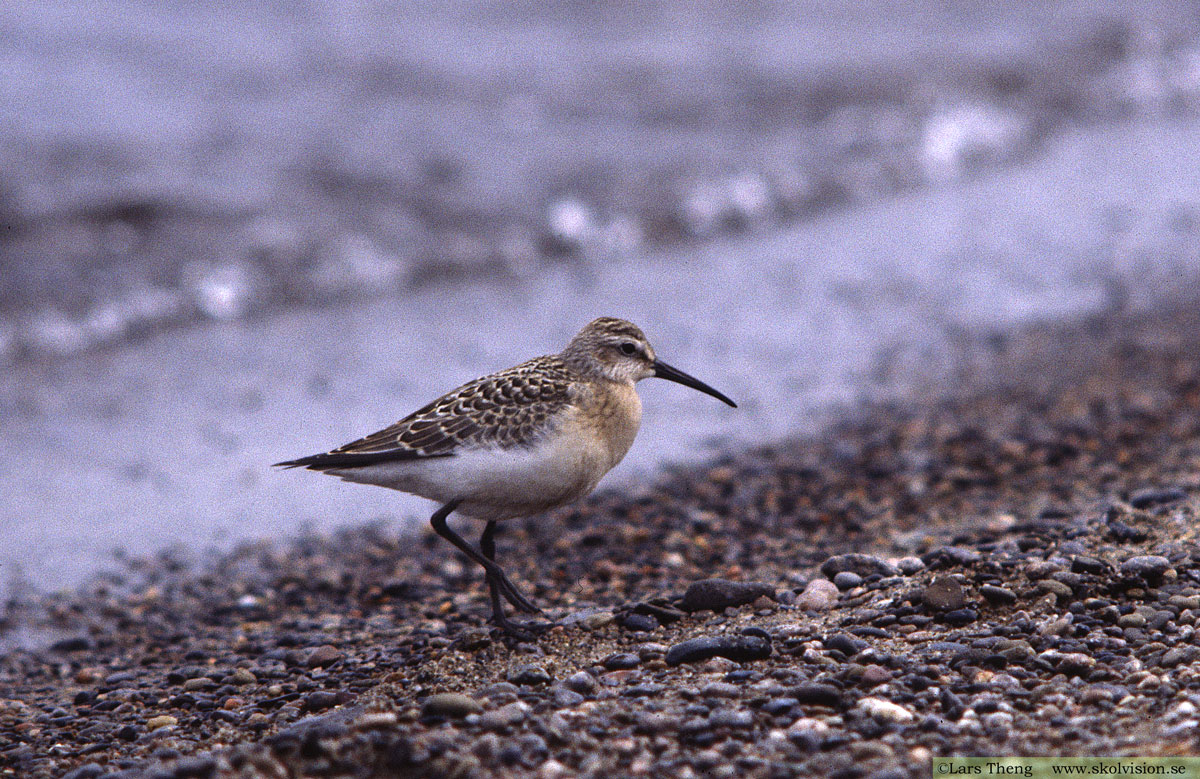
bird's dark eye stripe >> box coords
[619,342,637,355]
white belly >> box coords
[326,383,643,521]
[326,434,616,520]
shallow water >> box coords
[2,115,1199,592]
[1,1,1198,362]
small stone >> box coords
[1120,556,1171,579]
[306,645,344,669]
[824,633,867,656]
[1070,556,1110,575]
[833,571,864,591]
[858,697,915,724]
[63,765,105,779]
[507,664,552,686]
[1037,579,1073,599]
[620,613,658,632]
[708,708,754,728]
[602,653,641,671]
[422,693,482,718]
[922,578,967,611]
[1056,653,1096,677]
[861,665,892,687]
[551,686,585,707]
[821,554,900,578]
[980,585,1017,605]
[231,668,257,686]
[479,701,529,731]
[563,671,597,694]
[679,579,775,612]
[796,579,839,611]
[50,636,92,653]
[792,683,843,708]
[665,634,772,666]
[183,677,216,692]
[353,712,399,730]
[700,682,741,698]
[896,557,925,575]
[922,546,982,567]
[304,690,339,712]
[146,715,178,730]
[1129,488,1186,509]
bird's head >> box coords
[561,317,737,407]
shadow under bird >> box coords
[276,317,736,636]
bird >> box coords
[275,317,736,636]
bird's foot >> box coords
[489,573,544,615]
[491,615,555,642]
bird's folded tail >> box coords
[273,449,453,470]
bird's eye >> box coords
[619,342,637,356]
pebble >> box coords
[146,715,177,730]
[1129,488,1186,508]
[665,634,772,666]
[820,554,900,578]
[305,645,344,668]
[824,633,867,656]
[563,671,597,694]
[479,701,529,731]
[422,693,482,718]
[896,557,926,575]
[602,652,641,671]
[1120,555,1171,579]
[833,571,864,590]
[1054,653,1096,677]
[980,585,1017,604]
[679,579,775,612]
[620,613,659,632]
[551,686,585,707]
[922,577,967,611]
[792,683,843,708]
[796,579,839,611]
[507,664,552,686]
[858,697,915,724]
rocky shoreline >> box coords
[6,303,1200,778]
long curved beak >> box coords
[652,360,737,407]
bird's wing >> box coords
[275,356,574,470]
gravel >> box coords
[6,304,1200,777]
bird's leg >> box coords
[478,521,507,622]
[478,520,541,615]
[477,520,554,639]
[429,504,542,622]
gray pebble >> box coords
[1120,555,1171,579]
[679,579,775,612]
[479,701,529,731]
[833,571,863,590]
[922,577,967,611]
[796,579,839,611]
[821,553,900,579]
[563,671,597,693]
[422,693,482,718]
[507,664,552,686]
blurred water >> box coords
[2,2,1200,594]
[1,1,1198,362]
[2,116,1199,592]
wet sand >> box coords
[5,300,1200,777]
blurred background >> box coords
[2,1,1199,593]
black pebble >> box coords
[620,613,659,632]
[679,579,775,612]
[665,634,772,666]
